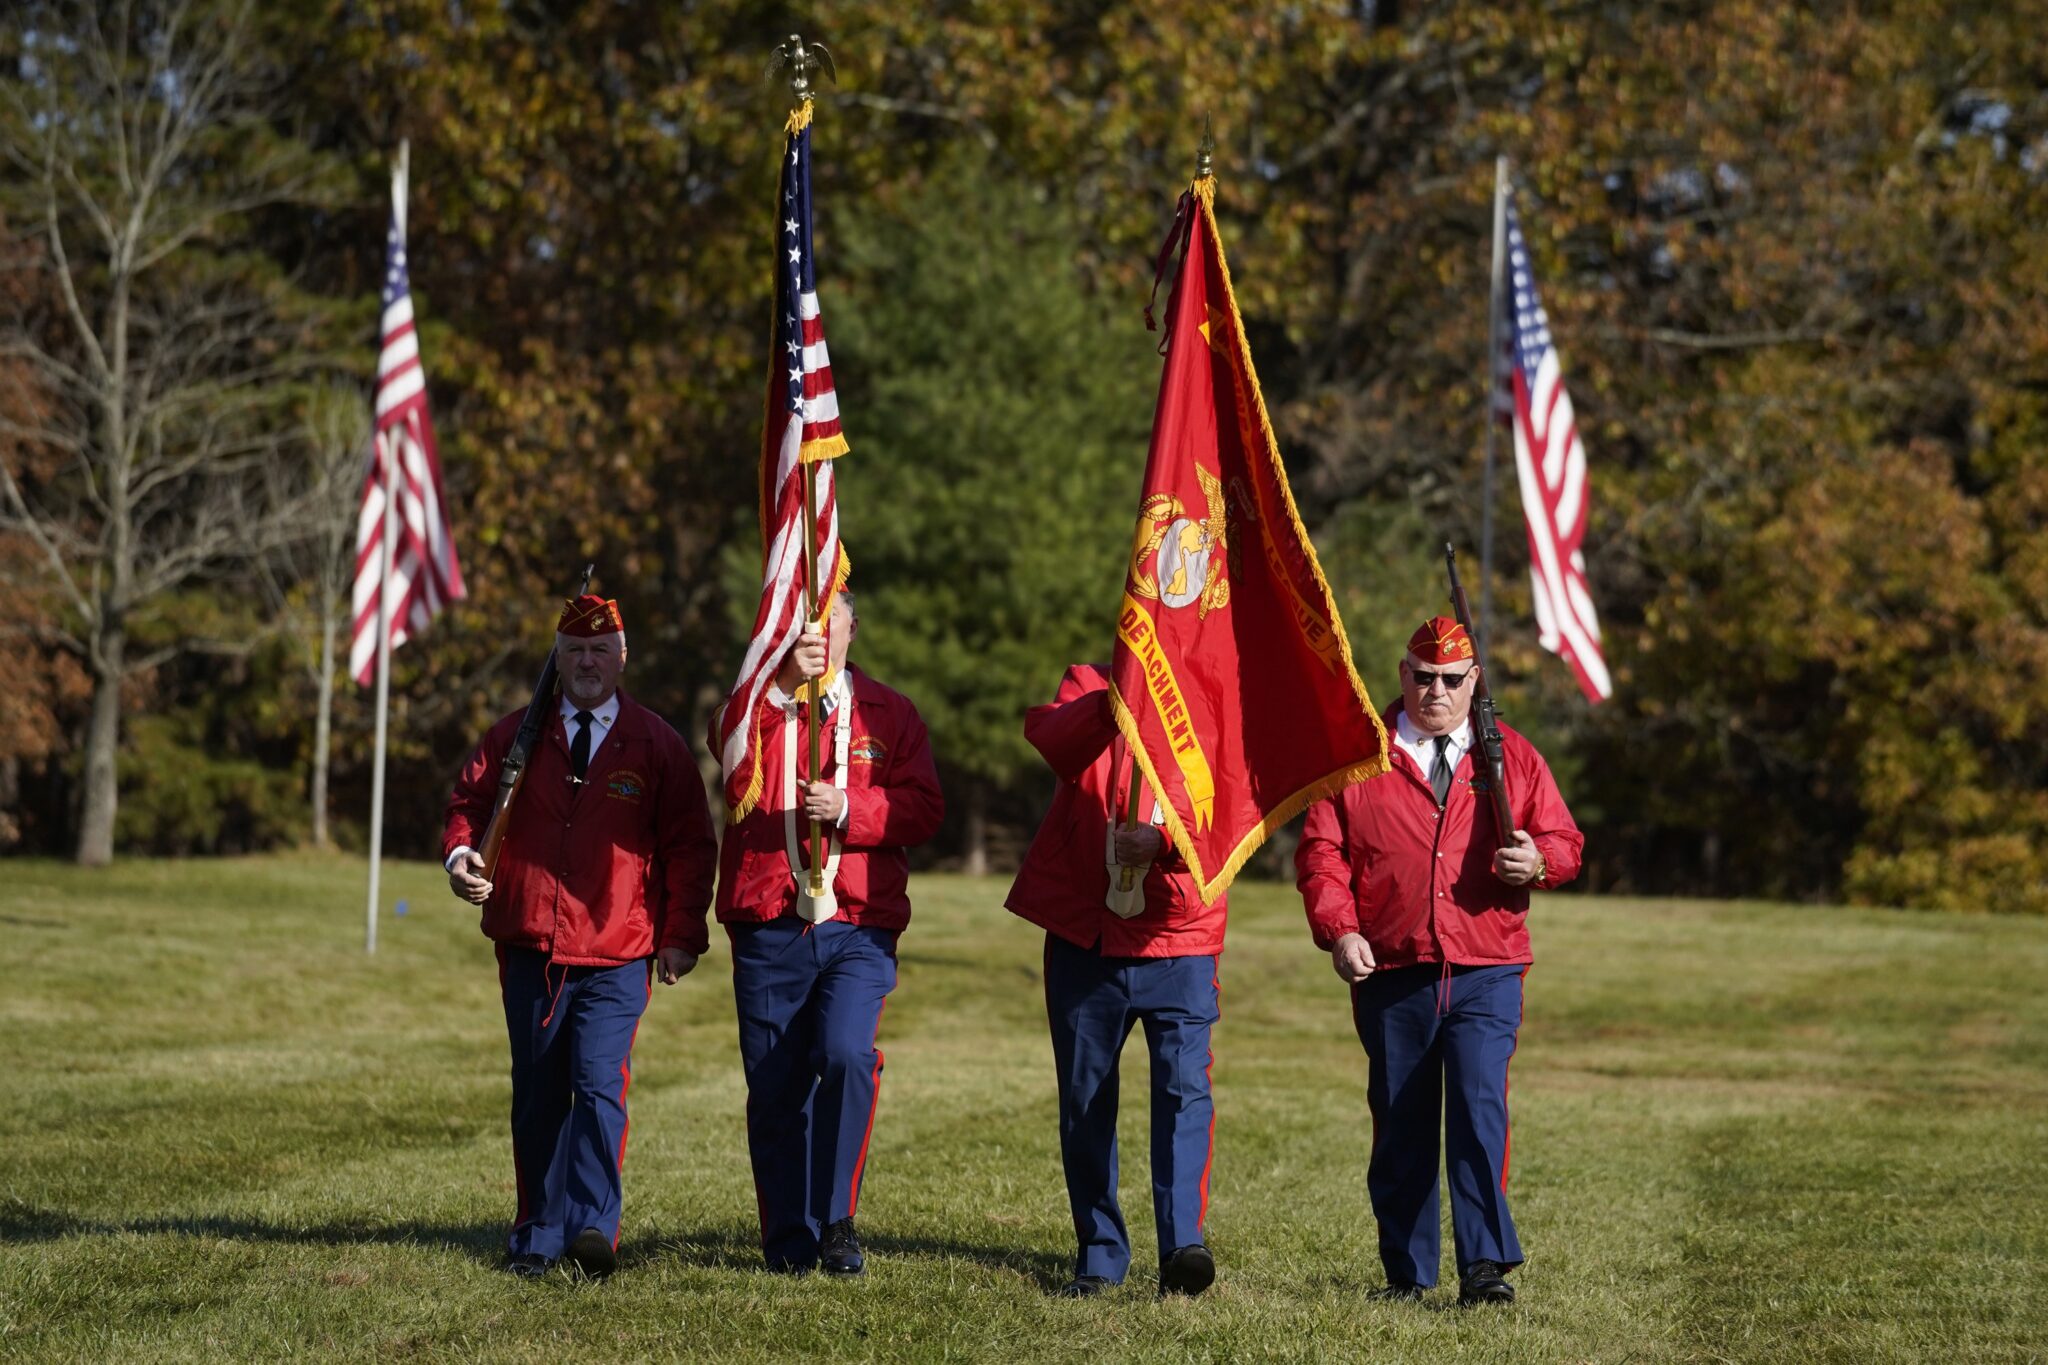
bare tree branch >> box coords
[1636,327,1834,351]
[0,0,352,863]
[0,458,93,624]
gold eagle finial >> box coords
[767,34,837,104]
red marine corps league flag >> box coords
[1112,176,1391,905]
[716,97,851,823]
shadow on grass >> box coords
[0,1201,505,1261]
[0,1200,1068,1288]
[631,1223,1066,1290]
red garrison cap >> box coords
[557,594,624,637]
[1407,615,1474,665]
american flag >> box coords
[714,101,851,822]
[1502,196,1611,703]
[349,161,465,687]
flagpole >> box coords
[799,457,826,897]
[1478,155,1508,658]
[364,139,408,955]
[1117,126,1215,896]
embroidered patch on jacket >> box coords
[849,737,887,765]
[607,769,647,802]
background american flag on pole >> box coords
[348,157,464,686]
[1503,196,1611,703]
[715,100,851,822]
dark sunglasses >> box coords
[1407,666,1474,690]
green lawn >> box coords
[2,855,2045,1362]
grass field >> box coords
[3,855,2047,1362]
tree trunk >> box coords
[0,755,20,850]
[311,607,338,849]
[75,630,124,867]
[963,777,989,877]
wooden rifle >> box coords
[1444,544,1517,851]
[477,563,594,882]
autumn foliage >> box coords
[2,1,2044,911]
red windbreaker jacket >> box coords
[1005,664,1226,958]
[442,690,718,964]
[1294,702,1583,967]
[713,666,943,932]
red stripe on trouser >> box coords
[846,999,888,1217]
[1500,964,1530,1192]
[1196,965,1221,1228]
[609,962,653,1249]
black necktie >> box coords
[1429,735,1453,807]
[570,710,594,782]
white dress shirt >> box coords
[560,692,621,768]
[1393,709,1471,790]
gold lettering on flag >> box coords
[1117,594,1217,831]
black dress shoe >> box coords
[820,1217,865,1277]
[504,1253,553,1279]
[1367,1281,1426,1303]
[1458,1260,1515,1306]
[1058,1275,1115,1299]
[564,1227,619,1279]
[1159,1243,1216,1297]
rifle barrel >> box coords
[1444,544,1517,850]
[477,564,596,884]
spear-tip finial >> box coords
[1195,114,1215,179]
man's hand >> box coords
[1331,932,1377,984]
[775,628,828,694]
[801,781,846,823]
[656,947,699,985]
[1113,822,1165,866]
[1492,829,1543,886]
[448,849,492,905]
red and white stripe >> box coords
[1503,198,1609,704]
[715,378,847,823]
[1509,350,1609,702]
[349,179,464,686]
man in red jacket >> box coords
[1295,617,1582,1307]
[712,589,943,1276]
[1006,663,1225,1300]
[443,594,717,1279]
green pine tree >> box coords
[828,159,1159,872]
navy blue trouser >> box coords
[1351,962,1527,1286]
[1043,933,1220,1283]
[730,917,897,1269]
[497,946,652,1261]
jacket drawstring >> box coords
[1437,958,1454,1016]
[538,960,569,1029]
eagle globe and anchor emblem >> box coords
[1129,465,1234,617]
